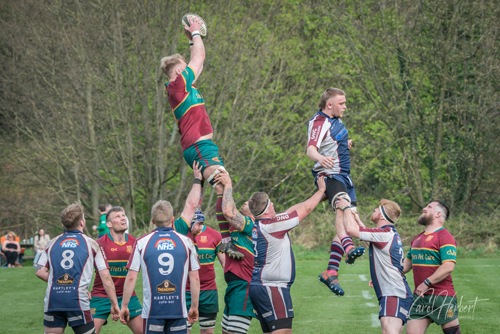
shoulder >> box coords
[438,228,457,244]
[127,234,137,242]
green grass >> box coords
[1,255,499,333]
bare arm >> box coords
[414,261,455,297]
[180,162,203,223]
[120,269,139,324]
[185,16,205,79]
[403,258,412,275]
[15,241,20,253]
[35,265,49,282]
[286,176,327,221]
[187,270,200,324]
[215,172,247,231]
[306,146,336,169]
[336,198,360,238]
[217,252,226,268]
[99,269,120,322]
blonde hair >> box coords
[161,54,185,78]
[61,203,84,230]
[318,88,346,110]
[379,199,401,223]
[248,192,269,217]
[151,200,174,227]
[7,231,17,239]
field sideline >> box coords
[1,256,498,333]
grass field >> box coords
[1,254,499,333]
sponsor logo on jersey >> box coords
[276,214,290,221]
[425,235,434,242]
[57,273,74,285]
[200,236,207,243]
[252,228,258,239]
[447,249,457,256]
[155,238,176,251]
[60,238,79,248]
[311,127,320,142]
[127,245,133,253]
[156,280,176,294]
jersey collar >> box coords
[64,230,83,234]
[155,226,174,232]
[107,232,127,242]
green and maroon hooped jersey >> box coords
[406,227,457,296]
[91,233,137,298]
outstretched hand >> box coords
[192,161,203,180]
[184,15,202,36]
[214,169,231,187]
[336,198,350,210]
[316,176,327,193]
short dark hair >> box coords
[248,192,269,217]
[432,200,450,220]
[106,206,125,222]
[98,204,107,212]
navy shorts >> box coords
[249,285,294,323]
[314,173,357,205]
[44,310,93,328]
[379,295,413,324]
[143,318,188,334]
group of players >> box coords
[35,15,461,334]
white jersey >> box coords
[127,226,199,319]
[250,211,300,288]
[359,225,412,300]
[39,230,108,312]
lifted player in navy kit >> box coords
[36,203,120,334]
[120,200,200,334]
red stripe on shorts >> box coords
[270,286,286,319]
[194,143,209,166]
[84,309,93,323]
[386,296,398,317]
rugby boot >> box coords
[319,270,345,296]
[345,246,365,265]
[224,241,244,259]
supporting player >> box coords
[337,198,413,334]
[186,210,225,334]
[36,203,120,334]
[245,177,327,334]
[120,200,200,334]
[161,15,242,259]
[90,206,143,334]
[306,87,365,296]
[215,171,256,334]
[403,201,461,334]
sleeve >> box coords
[188,239,200,271]
[439,232,457,263]
[34,236,40,248]
[91,239,109,272]
[126,240,142,272]
[265,211,300,239]
[359,226,394,243]
[181,66,196,91]
[406,247,412,260]
[307,117,328,148]
[173,216,191,236]
[38,249,48,267]
[214,231,222,254]
[241,216,254,235]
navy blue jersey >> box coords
[251,211,299,288]
[39,230,108,312]
[307,110,351,176]
[127,226,199,319]
[359,225,412,299]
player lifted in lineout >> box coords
[306,88,366,296]
[161,14,243,259]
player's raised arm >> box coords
[180,161,203,223]
[336,197,361,238]
[215,171,246,231]
[286,176,327,221]
[184,15,205,79]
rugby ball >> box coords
[181,13,207,38]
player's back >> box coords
[251,212,299,288]
[129,226,198,319]
[43,231,105,312]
